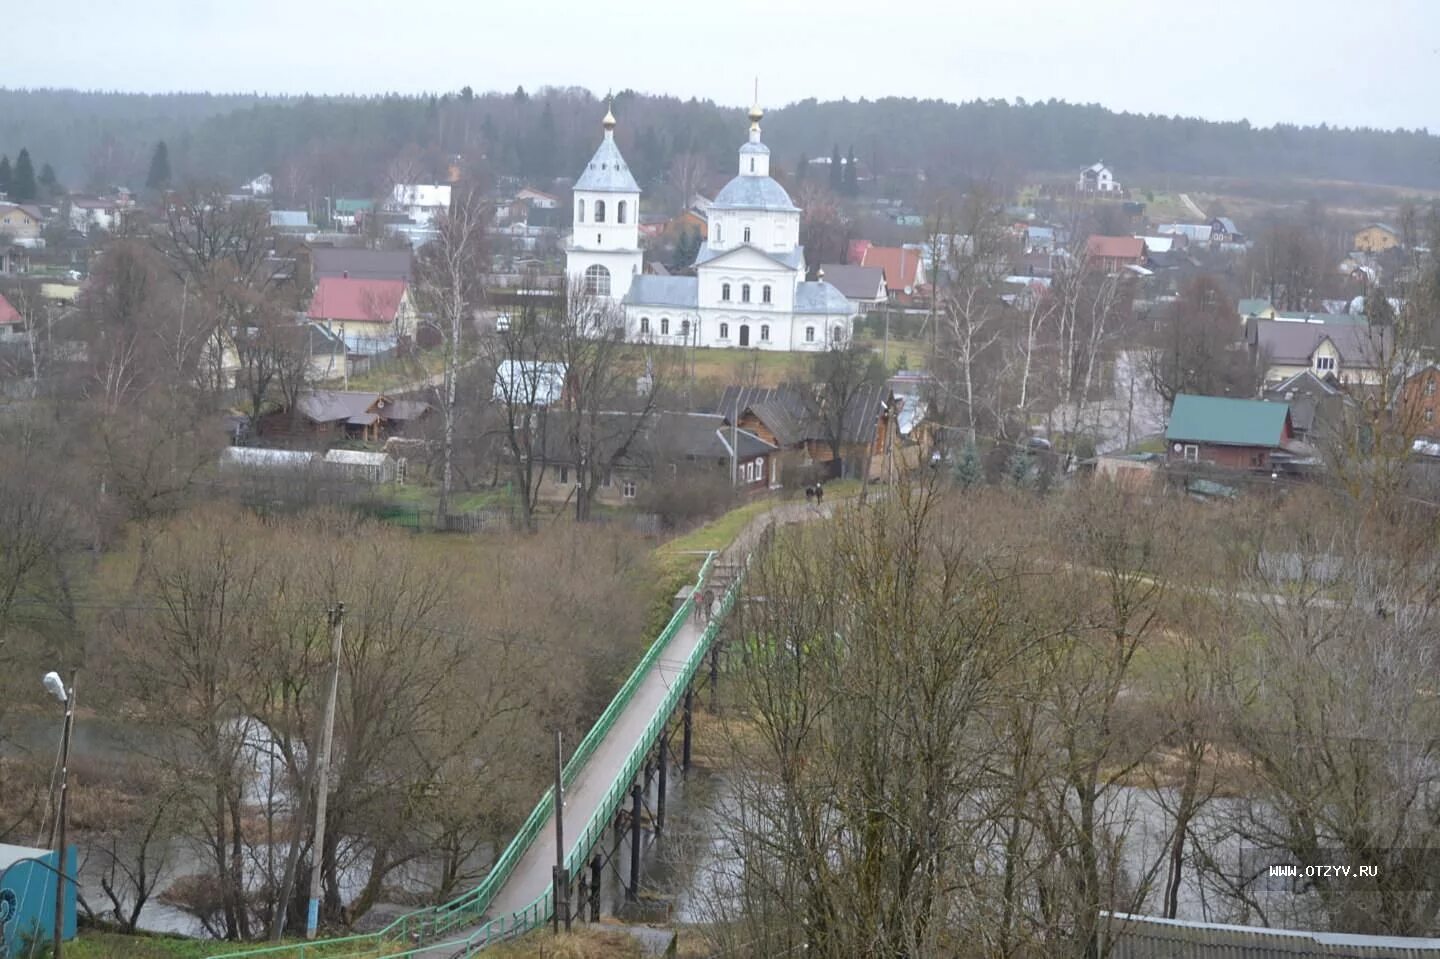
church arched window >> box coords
[660,317,670,335]
[722,283,731,302]
[743,226,751,243]
[639,316,650,334]
[760,324,770,342]
[584,264,611,297]
[595,200,606,223]
[741,284,751,303]
[832,325,844,342]
[805,326,816,343]
[578,199,585,222]
[719,322,729,340]
[680,319,691,340]
[762,285,772,304]
[617,200,627,224]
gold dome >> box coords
[747,103,764,125]
[602,106,617,130]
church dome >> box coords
[739,140,770,156]
[712,175,797,212]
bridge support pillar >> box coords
[709,643,720,706]
[656,732,668,837]
[590,853,602,921]
[628,782,643,901]
[682,686,694,778]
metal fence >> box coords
[208,544,745,959]
[1101,912,1440,958]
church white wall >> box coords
[571,190,639,252]
[567,248,642,302]
[697,264,798,313]
[623,305,852,352]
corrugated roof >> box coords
[307,277,406,323]
[270,210,311,228]
[1166,394,1290,447]
[220,448,318,469]
[711,175,798,212]
[1085,235,1145,260]
[574,132,640,194]
[860,246,923,290]
[324,449,391,467]
[623,276,699,309]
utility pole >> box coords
[52,670,76,959]
[553,730,570,933]
[306,604,344,940]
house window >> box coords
[760,324,770,341]
[742,284,751,303]
[617,200,627,224]
[1427,381,1436,397]
[639,316,650,334]
[578,199,585,222]
[622,480,637,499]
[743,226,751,243]
[595,200,606,223]
[661,317,670,335]
[680,319,691,339]
[762,284,772,304]
[584,264,611,296]
[1315,355,1336,372]
[722,282,731,301]
[600,471,612,488]
[557,465,569,483]
[805,326,815,342]
[1427,410,1435,423]
[1183,445,1199,463]
[720,322,729,339]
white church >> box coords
[565,105,857,351]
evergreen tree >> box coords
[829,145,842,191]
[147,140,171,190]
[38,163,57,196]
[0,155,10,196]
[844,145,859,195]
[10,148,36,202]
[1006,448,1034,489]
[796,153,808,182]
[951,439,983,489]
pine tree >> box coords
[796,153,808,182]
[10,149,36,202]
[829,145,842,191]
[38,163,57,196]
[1006,448,1034,489]
[146,141,171,190]
[0,155,10,197]
[951,439,983,489]
[844,146,859,195]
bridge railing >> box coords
[208,550,724,959]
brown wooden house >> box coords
[718,384,909,482]
[261,390,431,443]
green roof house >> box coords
[1166,394,1293,471]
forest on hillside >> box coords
[3,86,1439,204]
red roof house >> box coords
[0,293,22,326]
[306,277,413,344]
[1084,235,1146,272]
[860,245,928,298]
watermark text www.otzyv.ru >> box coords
[1268,863,1379,880]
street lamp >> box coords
[43,670,75,959]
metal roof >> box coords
[623,275,700,309]
[739,141,770,156]
[693,242,805,271]
[794,281,856,315]
[816,264,886,301]
[574,133,641,194]
[711,175,798,212]
[220,447,319,469]
[1166,394,1290,447]
[1248,319,1392,366]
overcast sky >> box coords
[22,0,1439,131]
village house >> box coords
[816,264,888,314]
[1399,365,1440,439]
[534,410,780,507]
[68,194,131,235]
[262,389,430,442]
[718,383,916,481]
[1166,394,1296,471]
[310,247,413,282]
[390,184,452,226]
[1084,235,1146,273]
[331,199,373,231]
[0,292,23,332]
[516,187,559,209]
[1261,370,1347,443]
[1246,318,1392,386]
[0,203,45,242]
[1209,216,1244,244]
[306,276,415,354]
[1077,162,1121,194]
[1156,223,1212,246]
[1353,222,1401,253]
[857,244,928,299]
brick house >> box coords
[1400,365,1440,439]
[1166,394,1294,471]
